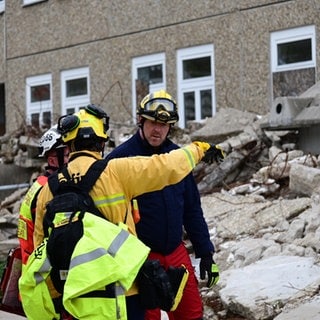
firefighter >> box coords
[107,90,221,320]
[18,125,69,271]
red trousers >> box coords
[145,243,203,320]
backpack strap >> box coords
[45,159,109,235]
[79,159,108,193]
[48,171,60,196]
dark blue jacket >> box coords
[106,131,214,257]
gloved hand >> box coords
[193,141,225,164]
[199,255,220,288]
[202,144,225,164]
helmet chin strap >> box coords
[56,147,66,168]
[99,141,106,158]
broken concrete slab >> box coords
[274,296,320,320]
[219,256,320,320]
[190,107,258,143]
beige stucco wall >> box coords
[3,0,320,134]
[6,0,282,57]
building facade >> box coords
[0,0,319,135]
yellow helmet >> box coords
[138,89,179,124]
[58,104,109,143]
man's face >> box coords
[142,119,170,147]
[47,146,70,168]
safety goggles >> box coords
[57,104,109,134]
[144,98,176,112]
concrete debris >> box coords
[1,107,320,319]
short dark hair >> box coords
[71,136,105,153]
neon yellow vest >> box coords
[18,175,48,268]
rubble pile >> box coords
[1,108,320,319]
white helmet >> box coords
[38,125,65,157]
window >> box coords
[26,74,52,129]
[23,0,46,6]
[177,44,215,128]
[61,67,90,115]
[271,25,316,98]
[271,25,316,72]
[0,0,4,13]
[132,53,166,121]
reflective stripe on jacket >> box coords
[18,175,48,267]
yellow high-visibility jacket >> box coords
[19,212,150,320]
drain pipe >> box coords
[0,183,30,191]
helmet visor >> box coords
[144,99,176,112]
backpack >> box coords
[43,159,108,297]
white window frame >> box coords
[177,44,216,128]
[23,0,46,6]
[0,0,4,13]
[271,25,316,72]
[26,73,52,127]
[132,53,166,121]
[61,67,90,115]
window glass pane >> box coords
[31,84,50,102]
[183,57,211,79]
[42,111,51,128]
[200,89,212,118]
[66,77,88,97]
[137,64,163,85]
[66,107,75,115]
[23,0,45,5]
[31,113,39,129]
[0,0,4,13]
[277,39,312,65]
[184,92,195,123]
